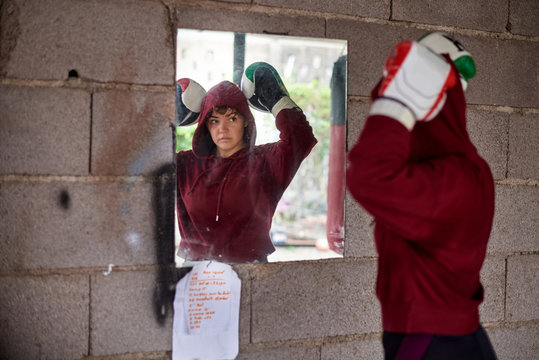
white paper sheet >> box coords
[173,261,241,360]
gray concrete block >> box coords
[176,5,325,39]
[346,99,370,150]
[232,264,252,345]
[0,85,91,175]
[254,0,389,19]
[393,0,507,33]
[321,337,383,360]
[506,254,539,322]
[90,269,172,356]
[487,324,539,360]
[91,89,175,176]
[344,193,377,258]
[464,36,538,108]
[509,0,539,36]
[345,100,377,258]
[0,274,89,359]
[237,344,320,360]
[250,260,380,342]
[508,112,539,179]
[0,178,171,270]
[327,20,424,97]
[489,185,538,254]
[479,255,506,323]
[0,0,174,84]
[467,109,509,180]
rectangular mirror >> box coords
[175,29,347,266]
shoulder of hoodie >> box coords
[251,142,279,157]
[176,149,197,164]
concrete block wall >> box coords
[0,0,537,359]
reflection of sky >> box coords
[176,29,347,86]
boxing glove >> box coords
[371,40,458,130]
[176,78,206,126]
[419,32,476,91]
[241,62,299,117]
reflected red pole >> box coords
[327,56,346,254]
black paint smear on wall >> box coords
[151,162,178,326]
[58,189,70,210]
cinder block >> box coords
[393,0,507,33]
[91,89,175,176]
[90,269,172,355]
[464,36,538,108]
[176,5,325,39]
[0,178,175,269]
[344,193,377,258]
[508,112,539,179]
[487,324,539,360]
[254,0,389,18]
[346,99,370,150]
[1,0,173,84]
[345,100,377,258]
[0,85,91,175]
[250,260,380,342]
[506,254,539,322]
[510,0,539,36]
[321,337,383,360]
[489,185,538,254]
[326,19,424,97]
[0,274,89,359]
[237,344,320,360]
[479,255,506,323]
[467,109,509,180]
[232,264,252,345]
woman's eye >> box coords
[229,117,236,122]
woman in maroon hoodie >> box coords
[347,34,497,359]
[176,63,317,263]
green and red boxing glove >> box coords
[419,32,476,91]
[371,40,458,130]
[241,62,300,117]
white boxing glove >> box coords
[418,32,476,91]
[176,78,206,126]
[371,40,458,130]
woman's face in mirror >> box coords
[207,107,247,158]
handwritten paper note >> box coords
[173,261,241,360]
[186,267,232,334]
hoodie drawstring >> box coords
[215,162,234,222]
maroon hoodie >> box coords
[177,81,317,263]
[346,61,495,335]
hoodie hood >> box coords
[371,57,477,161]
[192,81,257,158]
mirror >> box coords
[175,29,347,266]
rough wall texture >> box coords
[0,0,537,359]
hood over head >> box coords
[192,81,257,158]
[371,56,478,161]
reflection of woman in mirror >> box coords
[176,63,317,264]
